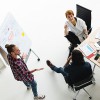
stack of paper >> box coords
[79,44,95,59]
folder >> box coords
[79,44,95,59]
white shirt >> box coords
[65,17,87,42]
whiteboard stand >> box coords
[0,47,9,65]
[0,56,6,70]
[25,49,40,63]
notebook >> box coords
[79,44,95,59]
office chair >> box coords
[76,4,92,34]
[68,75,95,100]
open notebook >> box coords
[79,44,95,59]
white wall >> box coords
[0,0,99,67]
[0,0,100,45]
[0,0,100,69]
[0,1,100,100]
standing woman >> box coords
[64,10,88,57]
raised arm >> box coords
[81,18,88,38]
[64,25,69,36]
[83,29,88,38]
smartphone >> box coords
[94,54,100,60]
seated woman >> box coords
[46,50,92,86]
[64,10,88,57]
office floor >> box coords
[0,28,100,100]
[0,0,100,100]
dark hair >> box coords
[72,50,85,65]
[5,44,15,54]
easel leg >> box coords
[25,49,31,63]
[30,49,40,61]
[25,49,40,63]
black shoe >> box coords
[73,44,78,47]
[69,44,77,50]
[68,45,72,50]
[46,60,53,67]
[68,44,74,50]
[27,86,31,90]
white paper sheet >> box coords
[79,44,94,56]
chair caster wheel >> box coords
[89,96,92,99]
[37,58,40,61]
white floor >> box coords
[0,29,100,100]
[0,0,100,100]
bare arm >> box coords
[64,25,69,36]
[30,68,44,73]
[83,29,88,38]
[24,68,44,74]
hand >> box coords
[22,53,27,59]
[86,34,88,38]
[36,68,44,71]
[64,25,69,36]
[67,55,72,61]
[64,25,67,29]
[30,68,44,73]
[64,55,72,67]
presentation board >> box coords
[0,13,32,63]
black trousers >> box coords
[64,31,81,57]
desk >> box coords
[76,27,100,68]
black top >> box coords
[64,62,92,85]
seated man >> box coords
[46,50,92,86]
[5,44,45,99]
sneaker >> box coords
[27,86,31,90]
[69,44,77,50]
[68,44,72,50]
[34,95,45,99]
[46,60,53,67]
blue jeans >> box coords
[50,66,68,83]
[50,66,68,77]
[23,81,30,87]
[23,80,38,96]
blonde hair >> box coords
[65,10,74,18]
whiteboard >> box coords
[0,13,32,58]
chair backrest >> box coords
[76,4,92,34]
[72,75,93,91]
